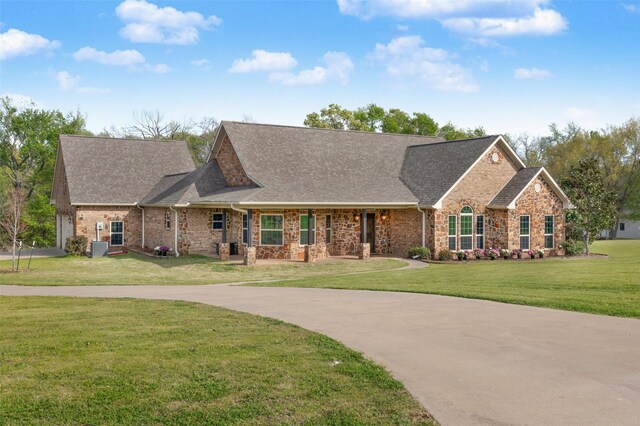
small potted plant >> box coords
[527,249,535,259]
[511,248,522,259]
[500,248,510,260]
[154,245,171,256]
[473,248,483,260]
[487,248,499,260]
[536,249,545,259]
[456,250,465,261]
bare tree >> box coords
[127,110,193,140]
[508,133,544,166]
[0,186,28,271]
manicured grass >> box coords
[0,297,434,425]
[250,240,640,318]
[0,253,406,286]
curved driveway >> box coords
[2,284,639,425]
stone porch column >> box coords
[244,246,256,266]
[358,243,370,260]
[219,242,230,261]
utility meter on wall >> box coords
[96,222,104,230]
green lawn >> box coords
[0,297,434,425]
[0,253,405,286]
[250,240,640,318]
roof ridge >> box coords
[222,120,444,140]
[407,135,500,149]
[60,134,185,144]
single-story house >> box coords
[600,215,640,239]
[51,121,570,264]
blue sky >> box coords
[1,0,639,136]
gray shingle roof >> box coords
[211,121,444,204]
[400,136,499,206]
[60,135,195,205]
[488,167,542,208]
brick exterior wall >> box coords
[75,206,142,252]
[216,135,253,186]
[389,208,423,257]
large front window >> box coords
[299,214,316,245]
[544,215,554,249]
[260,214,283,246]
[448,215,457,250]
[460,206,473,250]
[110,221,123,246]
[520,215,530,249]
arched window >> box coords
[460,206,473,250]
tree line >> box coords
[1,96,638,256]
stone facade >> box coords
[512,175,565,255]
[216,135,253,186]
[358,243,370,260]
[74,206,142,252]
[305,242,327,263]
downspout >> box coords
[136,203,145,248]
[229,203,248,214]
[169,205,179,257]
[417,206,426,248]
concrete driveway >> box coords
[2,284,639,425]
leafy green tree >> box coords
[303,104,367,131]
[561,158,617,254]
[438,122,486,140]
[353,104,385,132]
[0,96,87,246]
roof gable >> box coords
[59,135,195,205]
[488,167,571,209]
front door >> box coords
[366,213,375,254]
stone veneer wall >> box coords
[389,208,423,257]
[511,175,565,254]
[434,144,519,254]
[75,206,142,252]
[216,136,253,186]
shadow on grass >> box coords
[109,252,237,270]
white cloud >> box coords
[622,3,639,13]
[54,70,111,94]
[442,7,567,37]
[191,58,210,66]
[73,46,168,73]
[56,71,80,91]
[337,1,567,37]
[0,93,40,108]
[73,46,145,66]
[396,24,409,32]
[369,36,478,93]
[269,52,354,86]
[514,67,552,80]
[116,0,221,45]
[229,50,297,73]
[0,28,60,60]
[145,63,171,74]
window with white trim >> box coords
[110,221,123,246]
[448,215,457,251]
[520,215,530,249]
[165,211,171,229]
[212,213,224,230]
[325,215,332,244]
[544,215,554,249]
[299,214,316,245]
[460,206,473,250]
[242,214,248,244]
[476,215,484,249]
[260,214,283,246]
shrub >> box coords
[437,249,454,261]
[65,236,87,256]
[560,239,586,256]
[408,246,431,260]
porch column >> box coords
[358,209,370,260]
[244,208,256,266]
[360,209,367,243]
[222,209,227,243]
